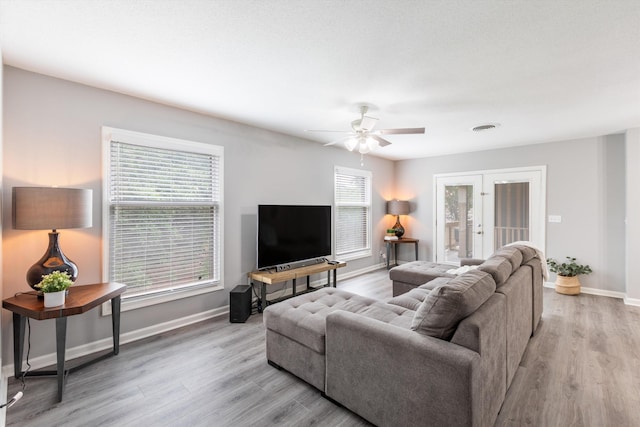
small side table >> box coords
[2,282,126,402]
[385,238,419,269]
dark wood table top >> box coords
[2,282,127,320]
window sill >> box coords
[101,283,224,316]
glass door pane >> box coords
[482,169,543,256]
[444,185,474,263]
[493,182,530,250]
[436,175,483,264]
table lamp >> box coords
[13,187,93,291]
[386,200,410,238]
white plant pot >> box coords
[44,290,66,307]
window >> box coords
[102,127,223,307]
[334,166,372,259]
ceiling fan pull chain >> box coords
[360,153,365,167]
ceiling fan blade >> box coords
[377,127,425,135]
[306,129,354,133]
[370,134,392,147]
[359,115,378,131]
[323,136,355,146]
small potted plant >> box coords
[36,271,73,307]
[384,228,398,240]
[547,256,592,295]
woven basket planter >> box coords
[555,275,581,295]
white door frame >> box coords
[434,166,546,263]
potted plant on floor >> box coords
[36,271,73,307]
[547,256,592,295]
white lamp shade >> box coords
[13,187,93,230]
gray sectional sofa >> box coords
[263,245,544,427]
[389,260,456,296]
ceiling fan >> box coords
[306,106,425,155]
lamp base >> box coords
[26,231,78,291]
[393,216,405,238]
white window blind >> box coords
[105,130,222,298]
[334,167,372,257]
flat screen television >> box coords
[257,205,332,270]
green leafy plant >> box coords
[547,257,592,277]
[386,228,397,233]
[36,271,73,293]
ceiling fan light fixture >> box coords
[311,105,424,157]
[345,137,358,151]
[358,138,371,154]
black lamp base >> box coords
[26,231,78,291]
[393,215,405,238]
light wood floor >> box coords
[5,270,640,426]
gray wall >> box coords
[626,128,640,301]
[1,66,396,363]
[1,64,633,367]
[395,134,626,293]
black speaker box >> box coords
[230,285,252,323]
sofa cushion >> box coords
[263,287,378,354]
[389,261,455,286]
[418,276,452,291]
[358,301,415,329]
[491,246,523,270]
[410,270,496,340]
[387,287,431,311]
[511,244,537,264]
[264,287,416,354]
[478,256,513,287]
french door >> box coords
[435,167,545,264]
[435,175,483,264]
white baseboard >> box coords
[581,286,626,299]
[2,306,228,378]
[543,281,629,301]
[623,297,640,307]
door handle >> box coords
[476,231,483,235]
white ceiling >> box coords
[1,0,639,160]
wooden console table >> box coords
[2,282,126,402]
[385,237,419,269]
[249,261,346,312]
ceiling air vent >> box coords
[472,123,500,132]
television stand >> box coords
[249,261,346,312]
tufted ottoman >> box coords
[389,261,456,296]
[263,287,414,391]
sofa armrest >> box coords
[325,311,481,427]
[461,257,485,266]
